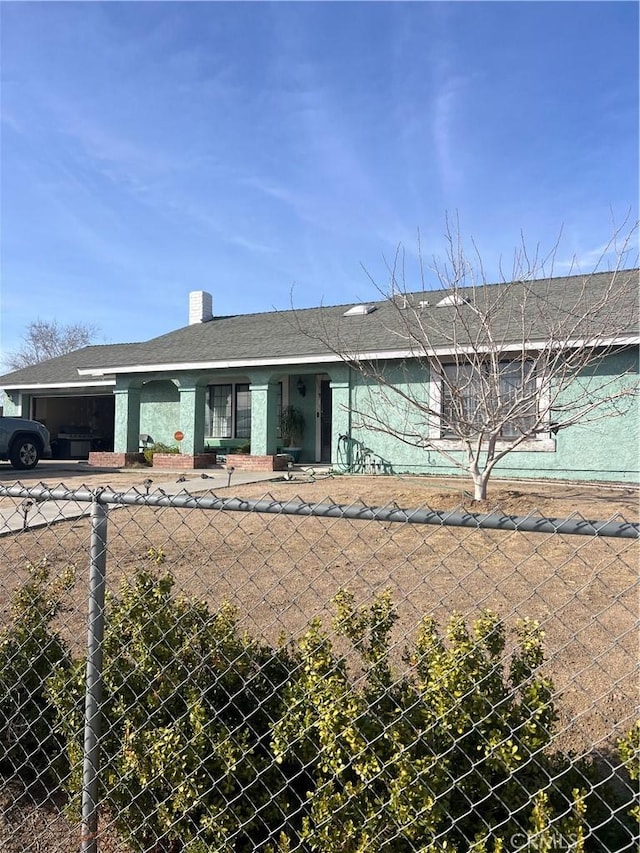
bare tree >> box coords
[5,319,99,370]
[297,219,639,500]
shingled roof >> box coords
[0,343,142,387]
[1,269,638,387]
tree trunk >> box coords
[472,473,489,501]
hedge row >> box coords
[1,561,638,852]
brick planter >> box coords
[225,454,289,472]
[88,452,144,468]
[152,452,216,469]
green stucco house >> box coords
[1,270,638,482]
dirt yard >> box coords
[0,470,638,852]
[1,460,638,513]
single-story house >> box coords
[1,270,638,481]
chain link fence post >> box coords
[80,497,108,853]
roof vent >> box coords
[189,291,213,324]
[343,304,377,317]
[394,294,409,309]
[436,293,470,307]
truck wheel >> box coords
[9,437,41,470]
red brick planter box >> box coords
[225,454,289,471]
[152,453,216,469]
[88,452,143,468]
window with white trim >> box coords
[207,383,251,438]
[441,361,537,438]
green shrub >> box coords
[1,563,627,851]
[548,749,639,853]
[618,721,640,826]
[143,442,180,465]
[271,591,571,851]
[49,567,304,852]
[0,561,74,786]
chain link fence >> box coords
[0,480,638,853]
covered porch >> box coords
[97,365,351,469]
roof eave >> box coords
[1,379,116,391]
[76,335,640,377]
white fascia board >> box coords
[390,335,638,358]
[76,335,639,377]
[1,379,116,391]
[77,352,397,376]
[420,335,639,358]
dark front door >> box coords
[320,379,332,462]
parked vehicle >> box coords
[0,416,52,469]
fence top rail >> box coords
[0,482,637,539]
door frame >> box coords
[315,374,332,462]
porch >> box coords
[99,367,351,469]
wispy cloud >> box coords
[45,95,186,180]
[165,196,278,255]
[555,239,638,274]
[432,75,467,194]
[241,176,303,211]
[1,109,23,133]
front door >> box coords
[319,379,332,462]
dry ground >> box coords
[0,471,638,852]
[0,460,638,513]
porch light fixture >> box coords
[297,377,306,397]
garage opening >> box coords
[32,395,115,459]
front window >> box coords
[208,383,251,438]
[209,384,232,437]
[441,361,536,438]
[235,384,251,439]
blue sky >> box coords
[1,1,638,367]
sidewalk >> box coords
[0,465,289,535]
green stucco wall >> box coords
[139,380,181,448]
[95,348,639,482]
[345,351,639,482]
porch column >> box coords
[329,377,351,468]
[177,377,207,456]
[248,380,280,455]
[113,381,142,453]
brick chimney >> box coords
[189,291,213,324]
